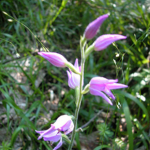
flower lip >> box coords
[53,137,62,150]
[84,14,109,40]
[94,34,127,51]
[89,87,113,105]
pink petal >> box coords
[38,52,67,67]
[90,84,105,91]
[74,59,79,70]
[90,87,113,105]
[43,133,61,142]
[84,14,109,40]
[67,59,80,89]
[70,72,80,88]
[90,77,108,91]
[107,83,128,90]
[103,88,115,100]
[90,77,109,84]
[35,130,46,134]
[67,70,71,79]
[94,34,127,51]
[67,70,73,88]
[65,121,74,135]
[108,79,118,83]
[79,66,81,72]
[37,127,57,140]
[54,115,72,130]
[67,71,76,88]
[60,120,72,132]
[53,137,63,150]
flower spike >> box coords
[84,14,109,40]
[89,77,128,105]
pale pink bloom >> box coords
[89,77,128,105]
[94,34,127,51]
[84,14,109,40]
[36,115,74,150]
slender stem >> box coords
[68,38,85,150]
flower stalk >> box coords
[68,37,86,150]
[65,61,81,75]
[85,44,95,58]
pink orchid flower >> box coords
[89,77,128,105]
[94,34,127,51]
[36,115,74,150]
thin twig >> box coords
[76,109,103,132]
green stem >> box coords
[68,38,85,150]
[65,62,81,75]
[85,44,94,58]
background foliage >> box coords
[0,0,150,149]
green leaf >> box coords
[0,89,35,129]
[10,125,27,147]
[121,99,133,150]
[118,91,149,122]
[94,145,111,150]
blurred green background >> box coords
[0,0,150,149]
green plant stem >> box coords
[68,39,85,150]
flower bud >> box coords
[38,52,68,67]
[84,14,109,40]
[94,34,127,51]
